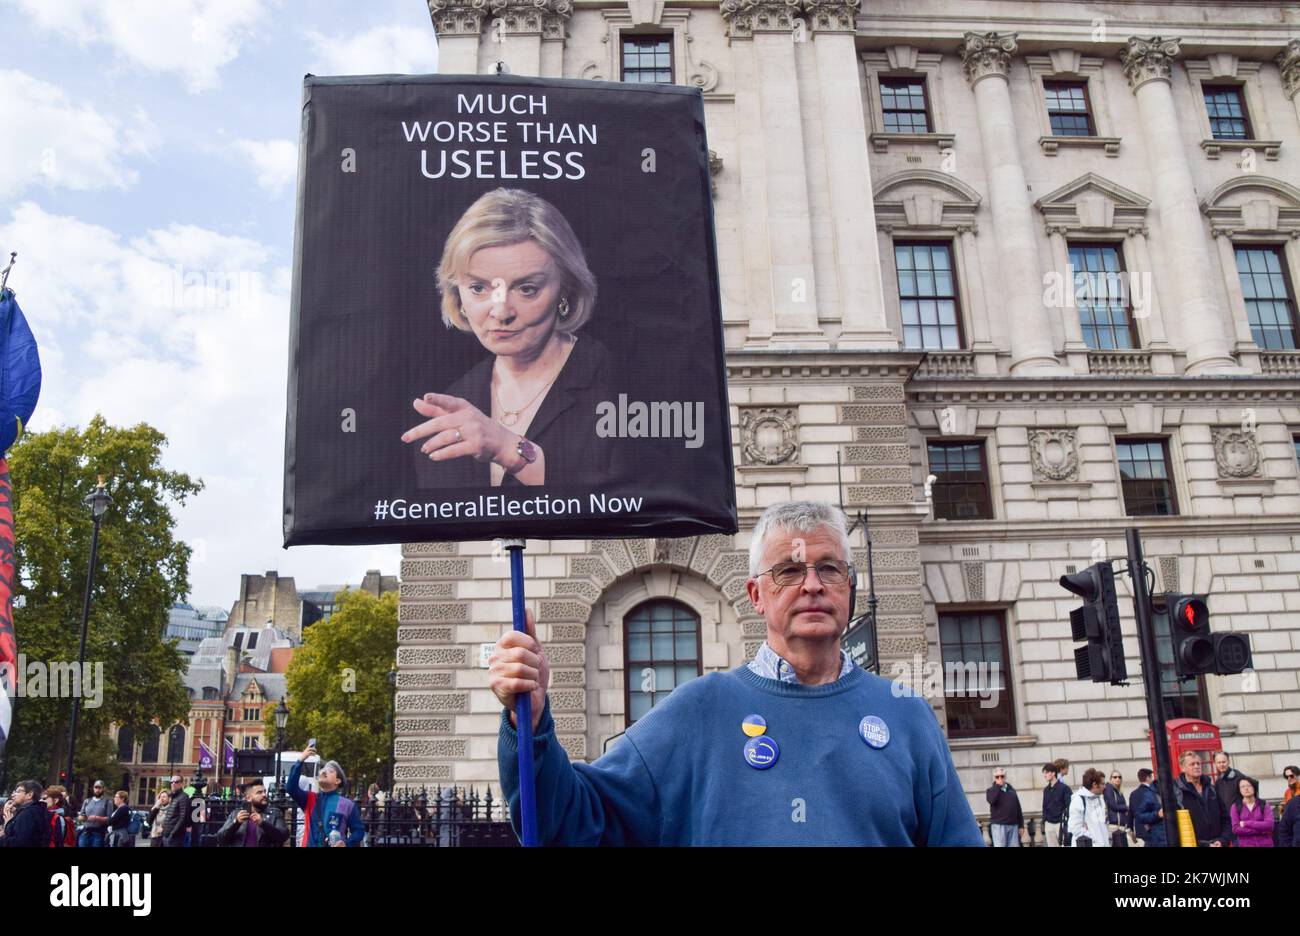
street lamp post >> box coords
[274,697,288,798]
[387,668,397,790]
[65,477,112,789]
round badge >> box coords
[741,714,767,737]
[743,736,780,769]
[859,715,890,749]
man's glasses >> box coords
[756,559,852,587]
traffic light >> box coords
[1161,593,1252,677]
[1060,561,1128,684]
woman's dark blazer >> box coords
[413,334,630,491]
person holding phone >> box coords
[287,743,364,847]
[217,780,288,848]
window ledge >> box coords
[947,734,1039,750]
[1039,135,1121,157]
[1201,138,1281,160]
[1031,480,1093,501]
[870,131,955,153]
[1215,477,1274,494]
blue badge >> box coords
[741,714,767,737]
[859,715,890,749]
[743,735,779,769]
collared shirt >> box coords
[747,640,854,685]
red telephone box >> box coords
[1149,718,1224,781]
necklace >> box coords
[494,336,576,427]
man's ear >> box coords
[745,577,764,615]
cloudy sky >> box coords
[1,0,442,606]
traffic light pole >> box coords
[1125,527,1181,848]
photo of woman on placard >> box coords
[403,187,625,489]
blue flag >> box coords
[0,289,41,453]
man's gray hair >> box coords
[748,501,853,577]
[321,760,347,786]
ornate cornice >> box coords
[1119,36,1181,91]
[483,0,569,37]
[803,0,860,34]
[427,0,491,36]
[958,31,1017,85]
[720,0,802,39]
[1276,40,1300,101]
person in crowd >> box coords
[1279,784,1300,847]
[1041,762,1073,847]
[43,786,75,848]
[1,780,50,847]
[1130,769,1167,848]
[107,790,133,848]
[288,743,364,847]
[161,775,192,848]
[986,768,1025,847]
[490,500,984,846]
[1104,770,1129,846]
[1174,751,1230,847]
[1068,768,1111,847]
[216,780,288,848]
[147,789,170,847]
[1281,765,1299,808]
[76,779,111,847]
[1229,776,1274,847]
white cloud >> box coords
[0,201,399,605]
[0,70,157,199]
[11,0,269,93]
[230,139,298,196]
[305,24,438,76]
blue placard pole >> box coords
[503,538,538,847]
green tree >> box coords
[273,588,398,792]
[6,416,199,789]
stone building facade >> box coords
[397,0,1300,824]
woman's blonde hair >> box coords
[436,188,596,335]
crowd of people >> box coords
[985,753,1300,847]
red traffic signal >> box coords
[1162,593,1252,677]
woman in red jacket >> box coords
[1229,777,1274,847]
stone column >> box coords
[723,0,823,347]
[1126,227,1176,374]
[428,0,487,74]
[957,224,999,375]
[1211,229,1263,374]
[1045,225,1090,373]
[807,0,894,349]
[539,0,570,77]
[1120,36,1246,375]
[483,0,550,76]
[1276,40,1300,126]
[959,32,1065,374]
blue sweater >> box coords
[499,663,984,846]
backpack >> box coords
[127,810,144,836]
[48,812,76,848]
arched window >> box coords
[116,726,134,762]
[140,725,161,764]
[623,599,701,726]
[167,725,186,764]
[202,686,220,701]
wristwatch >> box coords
[509,437,537,474]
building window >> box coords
[233,632,244,651]
[623,599,701,726]
[246,632,258,650]
[1117,438,1178,516]
[167,725,186,765]
[1234,245,1298,350]
[140,725,161,764]
[116,726,134,762]
[1154,606,1208,721]
[1203,86,1252,140]
[896,242,963,350]
[244,707,257,721]
[621,35,672,84]
[1069,242,1136,349]
[939,610,1015,737]
[880,77,931,133]
[1043,80,1095,136]
[927,441,993,520]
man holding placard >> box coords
[489,500,983,846]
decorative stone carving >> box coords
[1277,41,1300,101]
[739,407,798,465]
[1120,36,1181,90]
[962,561,985,602]
[579,59,608,82]
[487,0,560,35]
[689,60,720,93]
[804,0,859,33]
[720,0,801,39]
[959,31,1018,85]
[708,149,723,196]
[1028,429,1080,482]
[428,0,492,36]
[1212,427,1261,478]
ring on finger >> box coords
[454,427,463,443]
